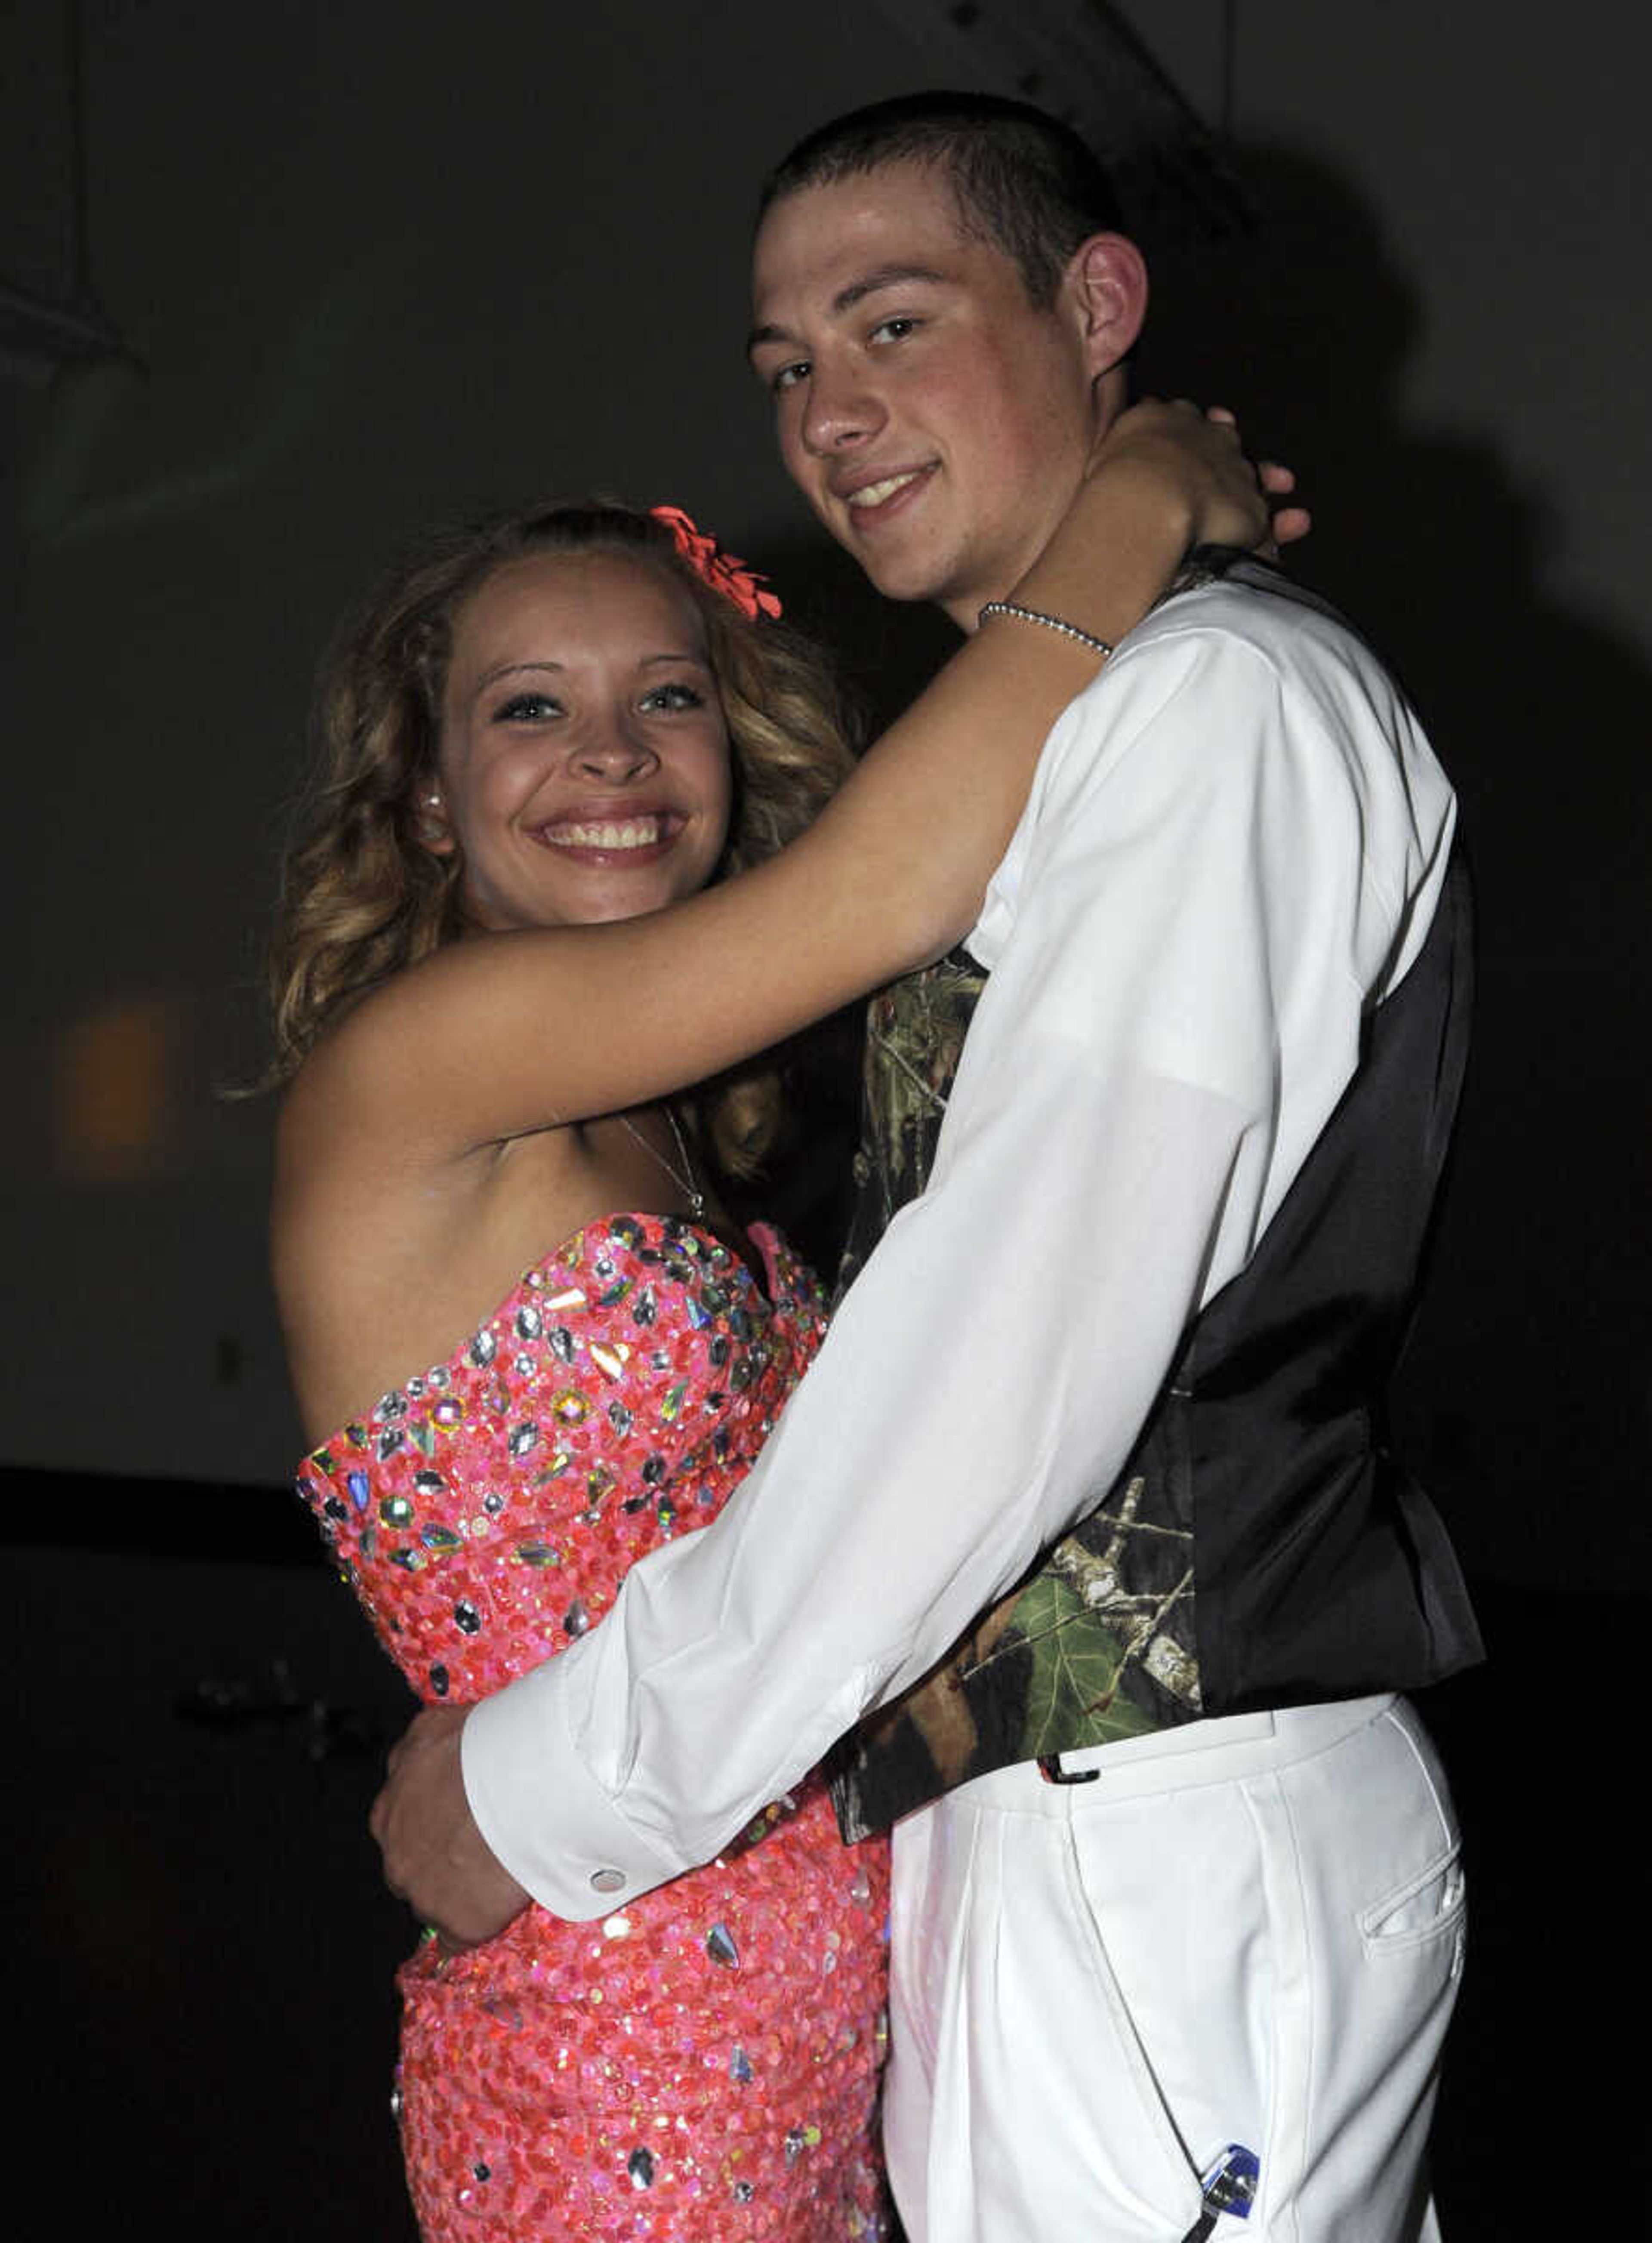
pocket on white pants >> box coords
[1357,1838,1467,1956]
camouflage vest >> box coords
[828,856,1480,1842]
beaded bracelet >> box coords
[977,600,1113,659]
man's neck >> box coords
[941,391,1123,634]
[940,491,1083,637]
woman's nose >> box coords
[570,715,658,782]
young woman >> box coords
[273,408,1286,2240]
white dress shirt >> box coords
[462,571,1457,1919]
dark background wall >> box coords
[6,3,1646,2234]
[5,0,1647,1596]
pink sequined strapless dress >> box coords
[297,1214,891,2241]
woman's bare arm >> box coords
[299,404,1272,1152]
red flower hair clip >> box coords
[650,504,782,621]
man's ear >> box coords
[1064,232,1149,379]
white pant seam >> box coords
[1058,1812,1203,2221]
[1382,1702,1453,1845]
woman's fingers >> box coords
[1211,423,1312,549]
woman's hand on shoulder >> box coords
[1089,397,1311,558]
[1005,398,1312,656]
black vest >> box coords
[829,852,1481,1842]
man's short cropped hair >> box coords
[758,90,1126,307]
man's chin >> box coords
[841,522,994,620]
[849,542,954,610]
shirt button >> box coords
[590,1868,626,1894]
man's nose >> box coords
[801,358,886,455]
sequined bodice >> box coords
[298,1213,824,1707]
[294,1211,888,2240]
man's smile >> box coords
[844,466,932,512]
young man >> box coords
[380,96,1479,2239]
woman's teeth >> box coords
[544,816,663,851]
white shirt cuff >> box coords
[461,1651,685,1920]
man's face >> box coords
[749,160,1103,629]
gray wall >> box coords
[5,2,1648,1594]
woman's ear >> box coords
[416,786,456,857]
[1064,231,1150,380]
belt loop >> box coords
[1037,1753,1100,1786]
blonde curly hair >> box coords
[267,500,859,1172]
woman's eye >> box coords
[640,682,705,713]
[493,691,561,722]
[771,358,810,395]
[870,315,918,345]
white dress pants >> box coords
[884,1695,1464,2243]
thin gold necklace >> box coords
[616,1104,706,1222]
